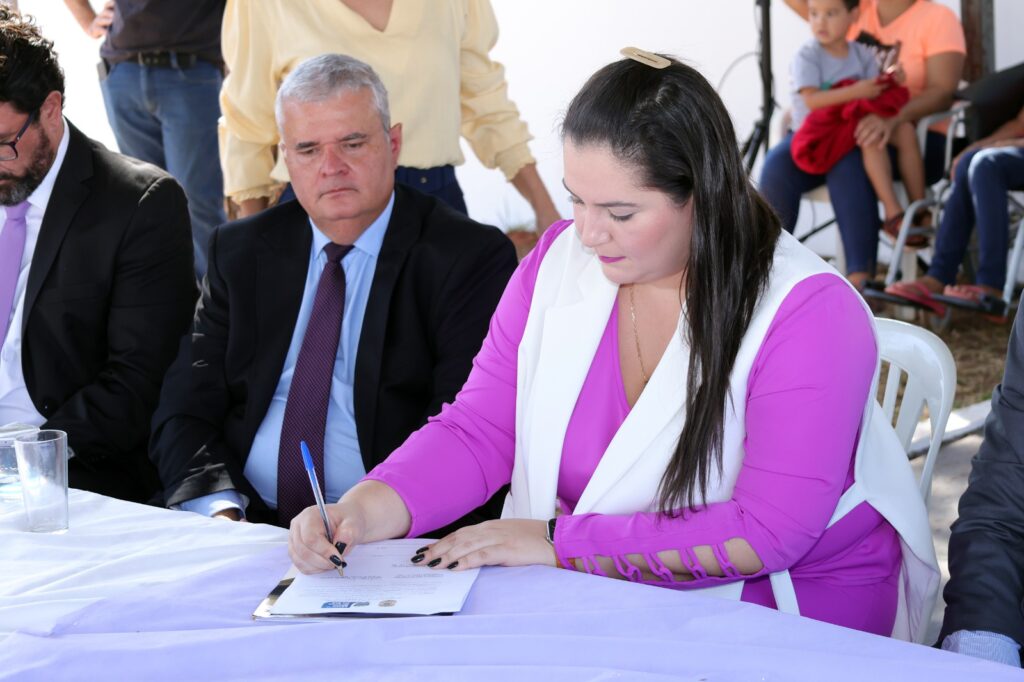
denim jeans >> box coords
[394,165,467,214]
[278,165,468,215]
[928,145,1024,289]
[100,59,225,278]
[758,131,946,275]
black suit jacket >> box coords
[20,122,196,502]
[939,293,1024,659]
[151,185,517,527]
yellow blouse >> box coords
[220,0,536,201]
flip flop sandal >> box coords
[881,213,928,248]
[932,284,1008,323]
[883,280,947,316]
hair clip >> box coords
[620,47,670,70]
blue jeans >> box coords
[928,146,1024,289]
[758,131,946,275]
[394,165,467,214]
[100,59,225,278]
[278,165,468,214]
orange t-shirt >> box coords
[847,0,965,99]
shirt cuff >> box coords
[494,142,535,181]
[942,630,1021,667]
[227,184,284,204]
[174,490,249,518]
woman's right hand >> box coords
[288,500,368,574]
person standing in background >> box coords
[63,0,226,279]
[219,0,560,251]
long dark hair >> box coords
[562,56,781,513]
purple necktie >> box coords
[0,201,30,345]
[277,242,353,525]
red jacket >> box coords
[791,76,910,174]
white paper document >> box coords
[259,539,480,618]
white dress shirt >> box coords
[0,119,69,427]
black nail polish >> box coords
[335,542,347,554]
[411,553,425,563]
[329,555,343,567]
[446,561,459,570]
[427,558,441,567]
[415,546,429,554]
[342,561,347,568]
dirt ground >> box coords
[877,304,1015,408]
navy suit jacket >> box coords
[150,185,517,528]
[21,122,196,502]
[940,294,1024,659]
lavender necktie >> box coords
[0,201,30,345]
[277,242,353,525]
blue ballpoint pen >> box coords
[300,440,344,577]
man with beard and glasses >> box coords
[0,8,196,503]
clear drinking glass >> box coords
[0,424,38,512]
[14,429,69,533]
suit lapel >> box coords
[353,187,419,469]
[249,204,312,429]
[22,123,92,328]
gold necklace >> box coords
[628,284,650,385]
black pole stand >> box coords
[741,0,775,173]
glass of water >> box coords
[0,424,38,512]
[14,429,69,533]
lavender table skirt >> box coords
[0,491,1017,681]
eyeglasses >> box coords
[0,111,37,162]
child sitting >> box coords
[789,0,926,241]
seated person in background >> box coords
[762,0,964,293]
[938,295,1024,668]
[0,8,196,503]
[790,0,924,241]
[289,53,939,639]
[150,55,517,528]
[885,101,1024,318]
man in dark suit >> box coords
[150,54,517,528]
[937,286,1024,663]
[0,7,196,502]
[938,293,1024,668]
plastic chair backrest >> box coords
[875,318,957,507]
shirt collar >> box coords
[309,191,395,260]
[26,117,70,214]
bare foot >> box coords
[946,283,1001,298]
[911,275,944,295]
[847,271,872,292]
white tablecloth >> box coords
[0,490,1018,681]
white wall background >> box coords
[16,0,1024,234]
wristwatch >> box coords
[545,517,557,545]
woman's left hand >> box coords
[855,114,896,149]
[411,519,557,571]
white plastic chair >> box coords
[875,317,957,507]
[768,318,954,639]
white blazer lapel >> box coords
[519,253,617,519]
[575,315,689,513]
